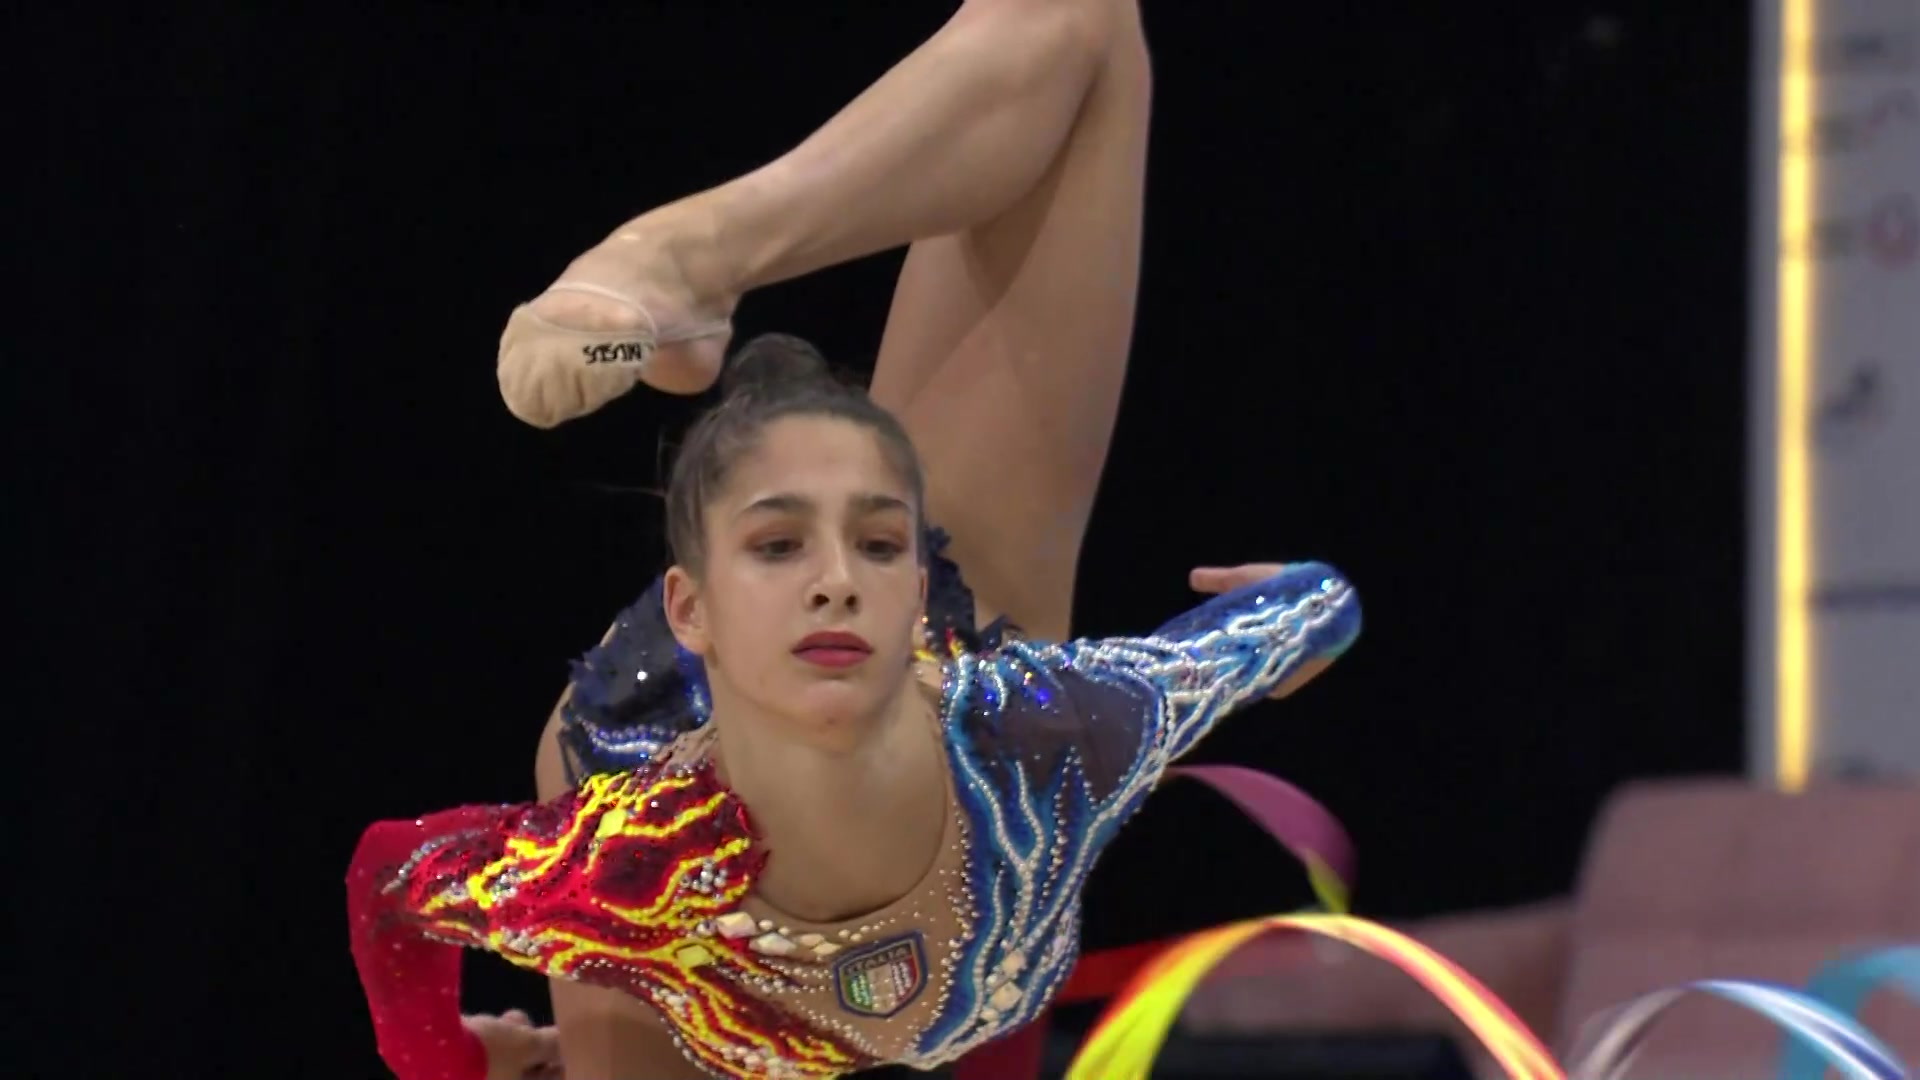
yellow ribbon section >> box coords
[1064,913,1566,1080]
[1301,852,1349,915]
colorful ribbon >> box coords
[1062,913,1565,1080]
[1060,922,1915,1080]
[1778,946,1920,1080]
[1164,765,1356,913]
[963,761,1919,1080]
[951,767,1354,1080]
[954,768,1914,1080]
[1569,978,1909,1080]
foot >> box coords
[497,221,738,428]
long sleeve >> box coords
[958,562,1360,804]
[347,808,500,1080]
[345,768,768,1080]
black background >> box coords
[18,3,1748,1077]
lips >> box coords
[793,630,873,670]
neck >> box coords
[705,669,948,922]
[710,679,923,820]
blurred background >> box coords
[13,2,1916,1078]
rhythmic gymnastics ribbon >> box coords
[1778,946,1920,1080]
[1163,765,1356,913]
[1062,913,1564,1080]
[1061,926,1913,1080]
[1569,978,1910,1080]
[964,766,1910,1080]
[952,767,1355,1080]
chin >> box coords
[786,678,889,733]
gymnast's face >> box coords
[664,415,928,740]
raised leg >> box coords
[530,3,1144,1069]
[869,0,1149,640]
[503,0,1127,429]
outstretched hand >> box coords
[464,1010,562,1080]
[1189,563,1331,700]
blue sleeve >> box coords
[960,562,1359,804]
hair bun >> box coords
[719,333,835,400]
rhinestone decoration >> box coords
[353,564,1359,1079]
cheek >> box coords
[879,567,929,636]
[710,618,789,693]
[703,581,780,659]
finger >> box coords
[528,1027,561,1066]
[502,1009,532,1027]
[1195,563,1293,593]
[1188,567,1231,593]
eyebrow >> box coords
[734,492,913,521]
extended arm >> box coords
[963,561,1360,803]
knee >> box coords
[965,0,1119,69]
[1058,0,1154,100]
[1065,0,1147,66]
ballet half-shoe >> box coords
[496,282,733,428]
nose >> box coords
[808,543,860,615]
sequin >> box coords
[350,562,1360,1080]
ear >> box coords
[662,564,711,657]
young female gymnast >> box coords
[509,1,1159,1073]
[349,346,1359,1079]
[354,3,1354,1077]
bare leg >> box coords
[529,2,1138,1062]
[870,0,1149,640]
[502,0,1124,425]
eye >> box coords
[753,537,801,560]
[860,537,907,561]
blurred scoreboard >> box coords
[1750,0,1919,787]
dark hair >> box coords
[665,333,927,572]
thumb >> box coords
[501,1009,532,1027]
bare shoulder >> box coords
[535,708,570,800]
[534,618,626,800]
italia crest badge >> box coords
[833,931,927,1018]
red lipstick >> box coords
[793,630,873,670]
